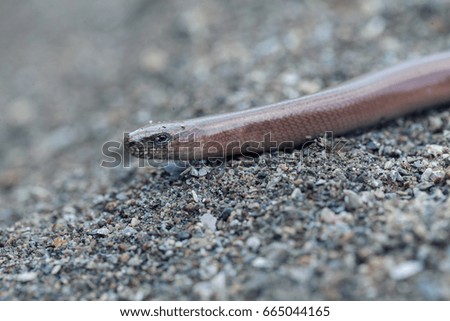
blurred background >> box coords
[0,0,449,224]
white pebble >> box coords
[16,272,38,282]
[389,261,423,280]
[192,190,199,203]
[51,265,62,275]
[252,257,271,268]
[130,217,139,227]
[200,213,217,232]
[344,189,362,210]
[384,160,394,170]
[421,168,433,182]
[319,207,336,223]
[246,236,261,251]
[123,226,137,236]
[93,227,110,236]
[290,188,303,200]
[426,144,446,156]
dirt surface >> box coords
[1,0,450,300]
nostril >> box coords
[123,133,131,151]
[123,133,140,154]
[123,132,147,158]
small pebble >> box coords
[246,236,262,251]
[252,257,271,268]
[128,256,142,266]
[200,213,217,232]
[426,144,445,156]
[16,272,38,282]
[123,226,137,236]
[344,189,363,210]
[176,231,191,241]
[51,265,62,275]
[319,207,336,223]
[428,116,443,132]
[192,190,200,203]
[389,261,423,280]
[290,188,303,200]
[130,218,139,227]
[93,227,110,236]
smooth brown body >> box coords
[125,51,450,161]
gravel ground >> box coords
[1,0,450,300]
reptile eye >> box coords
[151,132,172,146]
